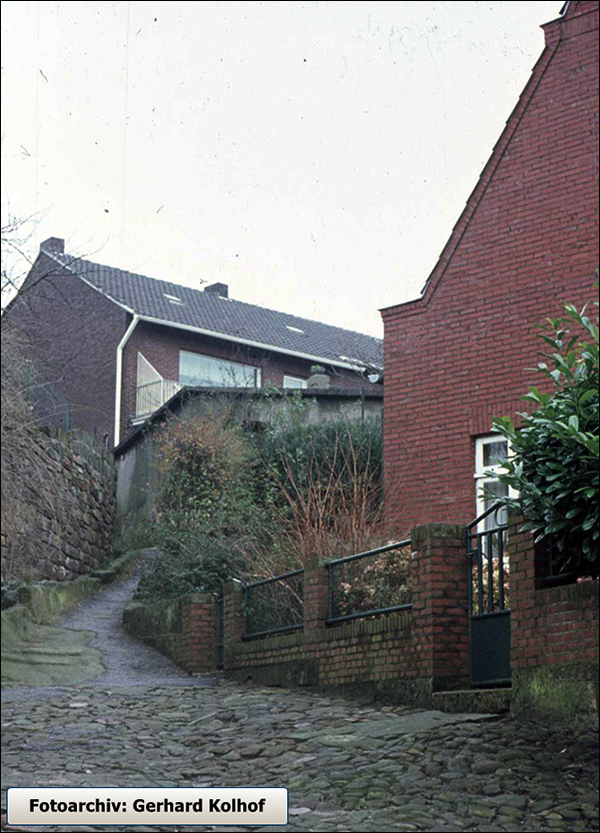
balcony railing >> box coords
[135,379,181,418]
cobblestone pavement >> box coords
[2,558,598,832]
[2,680,598,833]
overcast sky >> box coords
[1,1,562,336]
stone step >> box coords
[432,687,511,715]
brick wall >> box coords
[508,515,599,670]
[221,524,468,706]
[122,592,217,675]
[1,427,116,583]
[121,514,598,725]
[120,320,373,440]
[5,251,127,443]
[381,3,599,536]
[507,512,599,724]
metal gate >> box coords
[466,506,511,687]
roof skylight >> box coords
[164,293,184,305]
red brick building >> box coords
[7,239,382,446]
[381,0,599,536]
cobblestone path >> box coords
[2,681,598,832]
[2,557,598,832]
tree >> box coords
[491,297,599,574]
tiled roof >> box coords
[46,249,383,369]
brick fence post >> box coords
[181,592,217,674]
[223,579,244,666]
[505,509,536,672]
[410,523,470,694]
[303,557,329,645]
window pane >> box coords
[483,440,508,468]
[482,480,508,528]
[283,376,306,389]
[179,351,258,388]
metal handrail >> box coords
[244,568,303,589]
[467,502,506,531]
[326,539,412,624]
[243,568,304,640]
[327,539,411,567]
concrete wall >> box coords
[116,431,156,536]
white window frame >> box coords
[283,375,308,389]
[474,434,517,530]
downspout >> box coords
[114,314,140,447]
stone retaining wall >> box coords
[1,427,116,582]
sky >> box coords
[1,1,563,337]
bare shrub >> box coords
[239,417,390,579]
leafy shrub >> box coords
[492,299,599,573]
[139,411,260,601]
[154,412,255,524]
[135,534,239,602]
[259,416,383,506]
[142,404,389,603]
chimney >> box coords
[205,282,228,298]
[40,237,65,254]
[307,366,331,389]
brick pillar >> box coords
[505,510,535,672]
[410,523,469,692]
[223,579,244,665]
[181,592,217,674]
[303,557,329,644]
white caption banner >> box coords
[8,788,288,826]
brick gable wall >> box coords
[4,252,127,443]
[381,6,599,536]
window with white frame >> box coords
[179,350,261,388]
[283,375,307,389]
[474,435,515,530]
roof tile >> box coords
[48,250,383,368]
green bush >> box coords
[140,404,387,601]
[135,534,239,602]
[140,411,260,601]
[259,415,383,503]
[492,299,599,573]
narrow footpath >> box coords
[2,557,598,833]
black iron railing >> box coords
[466,504,509,616]
[326,540,412,625]
[243,569,304,640]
